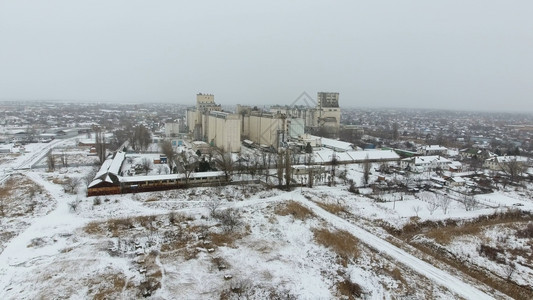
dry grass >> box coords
[0,175,48,220]
[83,221,103,235]
[51,177,67,185]
[136,252,163,297]
[84,218,128,237]
[159,238,188,252]
[313,228,359,266]
[426,223,482,245]
[211,256,230,271]
[84,215,163,237]
[0,183,13,199]
[0,175,42,199]
[384,210,533,299]
[422,211,533,245]
[336,278,363,299]
[88,273,128,300]
[275,200,315,220]
[387,210,533,244]
[314,201,347,215]
[387,267,408,288]
[85,256,162,299]
[209,230,249,248]
[145,196,160,202]
[410,241,533,300]
[168,211,187,225]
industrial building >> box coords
[187,92,341,153]
[186,94,241,152]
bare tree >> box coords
[135,125,151,151]
[330,152,339,186]
[60,151,68,168]
[427,197,439,215]
[276,152,284,188]
[126,124,136,150]
[141,157,153,175]
[439,195,452,214]
[26,125,37,142]
[284,149,293,190]
[338,167,348,185]
[247,155,258,180]
[215,147,234,182]
[363,154,371,185]
[179,151,198,185]
[127,124,151,151]
[156,164,169,175]
[47,151,55,172]
[403,171,413,190]
[392,122,399,140]
[463,194,478,211]
[94,126,107,163]
[501,158,527,183]
[160,140,176,170]
[305,142,312,154]
[412,205,421,217]
[305,152,315,188]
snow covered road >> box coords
[293,193,495,300]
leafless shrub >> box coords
[504,262,516,281]
[347,179,358,194]
[217,208,242,233]
[62,177,81,194]
[219,279,254,299]
[496,234,509,243]
[84,166,99,186]
[168,211,185,225]
[68,200,80,212]
[207,198,223,218]
[478,244,505,263]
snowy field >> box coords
[1,141,532,299]
[0,172,462,299]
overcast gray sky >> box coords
[1,1,532,112]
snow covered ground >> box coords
[0,175,462,299]
[1,141,532,299]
